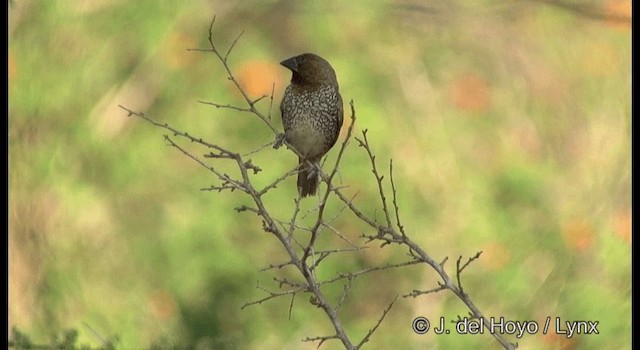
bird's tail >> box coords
[297,158,319,197]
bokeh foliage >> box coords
[9,1,630,349]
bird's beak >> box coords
[280,56,298,72]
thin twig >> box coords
[319,259,422,286]
[355,295,398,349]
[197,100,251,112]
[356,130,393,230]
[389,160,406,237]
[224,30,245,62]
[241,284,306,310]
[403,283,447,298]
[268,83,275,121]
[336,275,354,313]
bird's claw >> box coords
[307,166,318,180]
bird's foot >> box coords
[307,165,319,180]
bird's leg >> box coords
[307,164,319,180]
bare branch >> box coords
[288,293,296,320]
[302,334,339,348]
[456,251,483,295]
[319,259,422,286]
[389,159,406,237]
[197,100,251,113]
[201,20,277,133]
[224,30,245,62]
[355,295,398,349]
[260,260,295,271]
[322,222,358,249]
[242,140,276,157]
[335,275,354,313]
[403,283,447,298]
[459,251,483,273]
[356,130,393,230]
[268,82,275,121]
[286,196,303,241]
[258,166,299,196]
[234,205,260,214]
[241,285,305,309]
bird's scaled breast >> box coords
[285,117,331,158]
[281,85,340,159]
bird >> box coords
[279,53,343,197]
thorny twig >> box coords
[328,131,516,349]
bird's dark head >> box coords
[280,53,338,87]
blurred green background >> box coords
[9,1,630,349]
